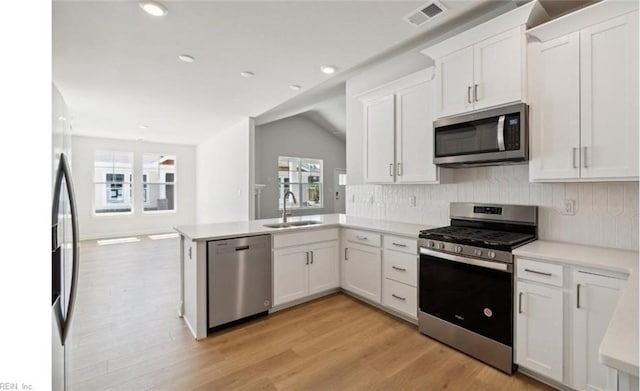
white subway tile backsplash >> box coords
[608,183,624,216]
[346,167,639,251]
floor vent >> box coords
[405,0,447,27]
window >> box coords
[278,156,323,210]
[143,154,176,212]
[94,151,133,214]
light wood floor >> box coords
[69,236,553,391]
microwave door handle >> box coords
[497,115,506,151]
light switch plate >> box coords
[410,195,417,207]
[561,199,576,215]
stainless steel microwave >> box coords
[433,103,528,167]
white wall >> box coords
[196,118,254,224]
[72,136,196,240]
[346,166,639,251]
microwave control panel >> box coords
[505,115,520,151]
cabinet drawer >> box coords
[382,278,417,319]
[383,235,417,254]
[517,258,564,287]
[383,250,417,287]
[344,229,381,247]
[273,228,338,249]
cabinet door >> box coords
[580,12,639,180]
[273,246,309,306]
[343,243,382,303]
[395,79,438,183]
[308,241,339,295]
[436,46,474,117]
[529,32,581,181]
[473,26,525,110]
[572,270,625,391]
[515,281,564,383]
[364,94,395,183]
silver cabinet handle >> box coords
[392,294,406,301]
[572,147,578,168]
[518,292,524,314]
[524,268,552,277]
[391,266,407,272]
[583,146,589,168]
[497,115,506,151]
[305,251,309,265]
[389,163,393,177]
[474,84,479,102]
[397,162,402,176]
[345,248,348,260]
[577,284,581,309]
[356,235,367,241]
[467,86,472,104]
[392,242,407,248]
[310,251,314,265]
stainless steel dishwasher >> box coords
[207,235,272,330]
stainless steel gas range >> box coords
[418,202,538,374]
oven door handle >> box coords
[420,248,512,272]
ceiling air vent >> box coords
[405,0,447,27]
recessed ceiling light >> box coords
[178,54,195,63]
[139,125,149,129]
[320,65,337,75]
[240,71,255,78]
[289,85,302,91]
[139,1,167,16]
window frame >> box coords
[142,154,177,214]
[277,156,323,211]
[93,151,134,216]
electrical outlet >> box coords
[410,195,417,207]
[350,194,355,203]
[561,199,576,216]
[368,196,374,204]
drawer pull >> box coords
[392,242,407,248]
[391,294,406,301]
[391,266,407,272]
[524,268,552,277]
[356,235,368,241]
[345,248,348,261]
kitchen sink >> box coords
[263,220,322,228]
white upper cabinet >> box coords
[436,27,525,118]
[528,1,639,182]
[363,94,396,183]
[437,47,474,117]
[360,68,441,184]
[422,1,548,118]
[580,12,639,180]
[473,27,525,111]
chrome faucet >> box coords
[282,190,297,222]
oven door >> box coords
[419,247,513,346]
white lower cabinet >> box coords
[572,270,625,391]
[343,242,381,303]
[273,229,339,307]
[382,278,417,319]
[515,280,564,382]
[515,256,628,390]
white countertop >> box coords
[514,240,639,376]
[174,213,433,242]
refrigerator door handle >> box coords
[53,153,80,345]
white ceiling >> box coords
[53,0,505,145]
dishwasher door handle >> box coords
[235,245,250,251]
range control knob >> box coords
[455,246,463,253]
[429,241,435,248]
[475,249,483,257]
[438,242,445,250]
[488,251,496,259]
